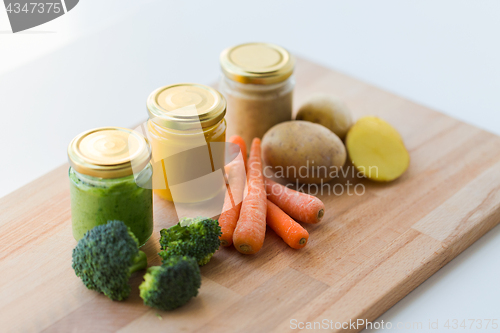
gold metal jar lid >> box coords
[147,83,226,130]
[220,42,295,85]
[68,127,151,179]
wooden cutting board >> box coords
[2,58,500,333]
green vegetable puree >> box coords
[69,165,153,246]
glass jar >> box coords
[219,42,295,148]
[146,83,227,203]
[68,127,153,246]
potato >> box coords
[261,121,346,184]
[295,93,354,139]
[346,116,410,182]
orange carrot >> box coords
[218,136,248,247]
[266,200,309,249]
[265,178,325,224]
[233,138,267,254]
[228,135,248,172]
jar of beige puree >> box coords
[219,42,295,147]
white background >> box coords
[1,1,499,332]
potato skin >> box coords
[296,94,353,139]
[261,121,346,184]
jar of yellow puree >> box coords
[146,83,227,203]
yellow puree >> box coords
[147,119,226,202]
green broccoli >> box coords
[159,217,221,266]
[139,255,201,311]
[72,220,148,301]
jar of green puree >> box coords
[68,127,153,246]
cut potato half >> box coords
[346,116,409,182]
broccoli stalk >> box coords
[159,217,221,266]
[139,256,201,311]
[72,220,148,301]
[129,250,148,273]
[197,252,214,266]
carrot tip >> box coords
[239,244,252,253]
[317,209,325,220]
[299,238,307,245]
[220,239,229,247]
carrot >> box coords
[266,200,309,249]
[233,138,267,254]
[228,135,248,172]
[265,178,325,224]
[218,137,248,247]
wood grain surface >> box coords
[1,58,500,333]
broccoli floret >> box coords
[72,220,148,301]
[139,256,201,311]
[159,217,221,266]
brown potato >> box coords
[296,94,353,139]
[261,121,346,184]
